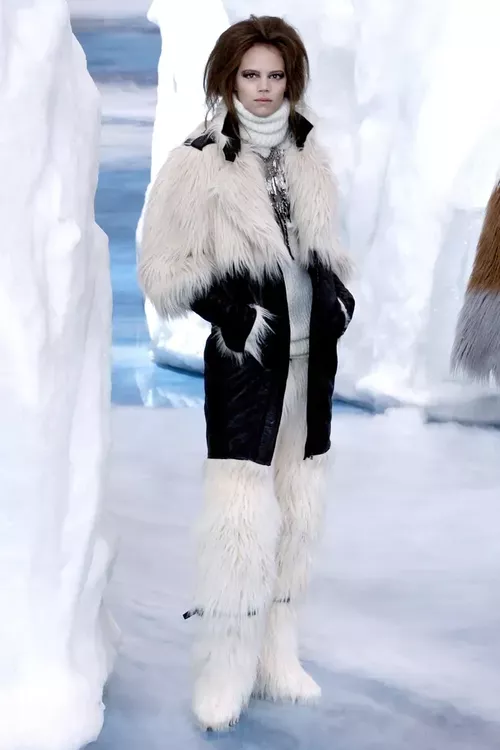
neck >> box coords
[234,97,290,155]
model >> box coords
[139,14,355,731]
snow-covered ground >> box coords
[0,2,113,749]
[96,406,500,748]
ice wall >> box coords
[142,0,500,417]
[0,3,113,749]
[336,0,500,413]
[138,0,229,370]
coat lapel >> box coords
[210,144,290,281]
[206,105,353,281]
[284,138,343,272]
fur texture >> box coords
[138,104,353,321]
[213,304,273,365]
[254,603,322,704]
[191,359,331,725]
[284,137,352,279]
[195,459,280,616]
[451,290,500,383]
[337,297,352,332]
[213,327,245,364]
[452,181,500,383]
[467,181,500,294]
[244,305,274,365]
[193,616,266,731]
[138,144,216,319]
[257,356,330,702]
[192,459,281,730]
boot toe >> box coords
[193,683,244,731]
[255,661,321,704]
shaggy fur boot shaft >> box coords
[192,459,280,730]
[256,357,328,702]
[191,359,329,728]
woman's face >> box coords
[235,44,287,117]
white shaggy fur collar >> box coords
[138,103,353,319]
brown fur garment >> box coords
[451,180,500,383]
[467,182,500,293]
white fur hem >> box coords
[213,327,245,364]
[334,251,356,283]
[213,305,273,365]
[244,305,274,365]
[138,255,212,320]
[337,297,351,334]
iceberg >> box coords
[0,2,113,748]
[137,0,229,371]
[335,0,500,418]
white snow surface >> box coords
[0,3,113,749]
[142,0,500,420]
[98,405,500,747]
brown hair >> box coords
[204,15,309,122]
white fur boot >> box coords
[191,459,280,731]
[255,358,329,703]
[255,600,321,703]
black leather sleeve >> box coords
[191,281,257,353]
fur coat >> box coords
[138,105,354,465]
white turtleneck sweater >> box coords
[235,97,313,359]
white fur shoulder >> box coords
[138,104,354,322]
[138,139,219,319]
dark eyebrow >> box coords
[240,69,285,75]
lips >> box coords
[255,98,272,102]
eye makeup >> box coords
[241,70,285,80]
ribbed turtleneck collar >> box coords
[233,96,290,155]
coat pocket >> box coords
[243,305,274,366]
[191,279,257,354]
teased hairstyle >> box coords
[204,15,309,122]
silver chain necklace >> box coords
[259,146,294,258]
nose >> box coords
[258,79,270,93]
